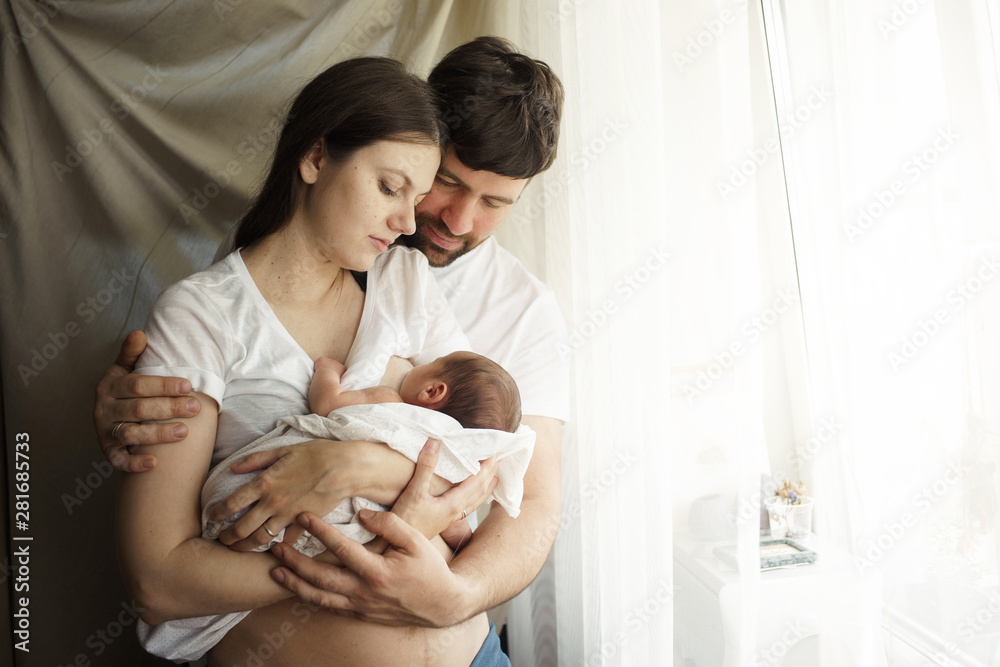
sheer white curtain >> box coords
[663,2,810,666]
[767,0,1000,663]
[473,1,1000,665]
[488,1,792,664]
[482,1,673,664]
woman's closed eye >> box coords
[379,180,399,197]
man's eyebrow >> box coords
[438,167,516,205]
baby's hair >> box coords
[437,352,521,433]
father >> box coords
[94,36,567,630]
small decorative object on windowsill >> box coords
[765,480,814,539]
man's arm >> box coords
[270,414,562,627]
[445,415,561,617]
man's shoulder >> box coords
[447,238,554,301]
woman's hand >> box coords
[268,441,500,627]
[390,440,499,540]
[209,439,372,552]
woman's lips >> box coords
[369,236,389,252]
[425,225,462,250]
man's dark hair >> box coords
[437,352,522,433]
[429,36,563,180]
[235,57,446,249]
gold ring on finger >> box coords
[111,422,126,442]
[263,522,278,538]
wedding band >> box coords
[263,522,278,538]
[461,509,467,520]
[111,422,126,442]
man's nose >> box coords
[440,196,475,236]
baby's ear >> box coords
[420,381,449,407]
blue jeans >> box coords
[470,622,511,667]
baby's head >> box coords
[399,351,521,432]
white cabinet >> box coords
[674,533,888,666]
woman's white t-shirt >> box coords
[135,246,469,466]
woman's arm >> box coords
[306,440,494,568]
[115,392,294,625]
[212,439,454,551]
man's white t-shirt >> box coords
[136,246,469,465]
[429,237,569,423]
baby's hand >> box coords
[314,357,347,379]
[309,357,348,416]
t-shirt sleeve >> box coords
[392,250,470,365]
[412,264,470,365]
[505,290,570,422]
[134,283,231,410]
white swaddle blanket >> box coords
[138,403,535,663]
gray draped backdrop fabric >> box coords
[0,2,568,664]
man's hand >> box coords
[271,510,473,628]
[269,441,498,627]
[94,330,201,472]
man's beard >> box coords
[402,213,476,268]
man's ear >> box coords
[299,141,325,184]
[419,381,449,408]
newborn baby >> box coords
[310,350,522,432]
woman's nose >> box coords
[391,204,416,235]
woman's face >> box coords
[296,139,441,272]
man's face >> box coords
[405,148,529,267]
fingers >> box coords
[117,395,199,423]
[114,330,147,372]
[228,448,287,474]
[112,420,189,446]
[228,518,284,552]
[105,445,157,473]
[208,483,263,523]
[356,509,425,556]
[270,548,355,612]
[441,456,499,517]
[409,440,441,496]
[296,512,389,577]
[283,522,307,545]
[216,493,291,551]
[109,375,196,401]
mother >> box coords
[116,58,499,666]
